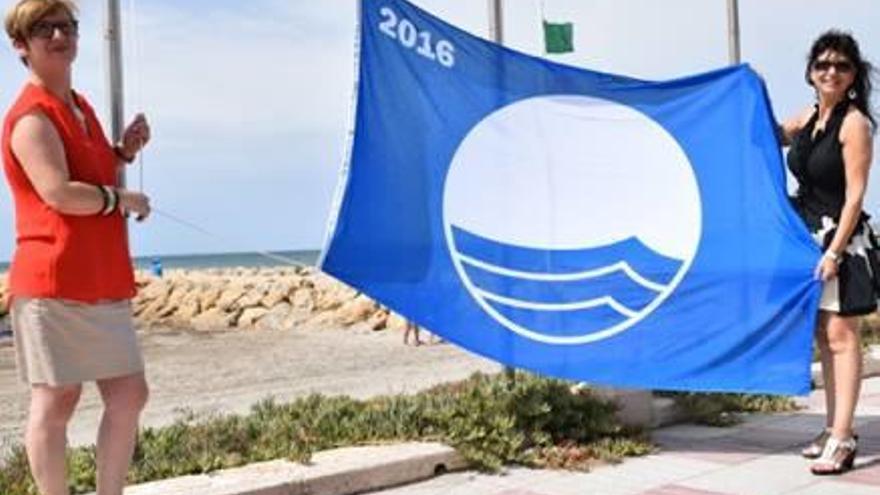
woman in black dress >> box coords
[780,30,875,475]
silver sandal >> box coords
[810,436,857,475]
[801,428,831,459]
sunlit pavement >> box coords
[371,377,880,495]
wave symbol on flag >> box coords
[443,95,702,344]
[451,226,683,343]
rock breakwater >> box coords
[0,267,408,332]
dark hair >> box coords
[805,29,876,129]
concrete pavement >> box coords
[371,376,880,495]
[105,376,880,495]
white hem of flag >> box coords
[317,0,363,269]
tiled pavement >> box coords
[372,377,880,495]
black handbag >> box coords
[864,223,880,295]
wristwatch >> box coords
[823,250,842,264]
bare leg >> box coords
[95,373,149,495]
[404,321,422,346]
[25,383,83,495]
[815,312,835,428]
[825,314,862,439]
[811,313,862,473]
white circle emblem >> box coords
[443,95,701,345]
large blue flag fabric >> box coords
[321,0,822,394]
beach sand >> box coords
[0,321,500,454]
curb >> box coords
[100,442,465,495]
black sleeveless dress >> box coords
[787,101,878,316]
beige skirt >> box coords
[12,297,144,386]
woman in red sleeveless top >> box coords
[3,1,151,493]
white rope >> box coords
[152,208,310,268]
[117,2,308,270]
[125,0,146,192]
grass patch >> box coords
[664,392,800,427]
[0,372,652,494]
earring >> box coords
[848,87,858,100]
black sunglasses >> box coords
[811,60,854,73]
[29,19,79,39]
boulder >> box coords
[289,288,315,311]
[366,309,389,331]
[236,283,270,310]
[164,282,195,313]
[283,305,314,328]
[173,290,202,321]
[255,303,292,331]
[311,273,342,293]
[386,312,409,332]
[238,307,269,327]
[261,281,292,308]
[137,279,172,302]
[314,285,358,311]
[191,308,237,332]
[198,286,223,311]
[337,294,378,326]
[305,310,339,329]
[216,286,248,311]
[138,296,172,322]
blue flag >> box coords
[321,0,822,395]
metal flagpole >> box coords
[488,0,503,45]
[488,0,516,384]
[104,0,126,187]
[726,0,741,64]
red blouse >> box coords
[2,83,135,302]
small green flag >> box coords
[543,21,573,54]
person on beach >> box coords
[2,1,151,493]
[403,319,422,345]
[779,30,875,475]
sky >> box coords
[0,0,878,262]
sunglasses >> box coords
[811,60,854,73]
[29,19,79,39]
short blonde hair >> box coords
[5,0,77,42]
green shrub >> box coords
[0,372,651,494]
[666,392,799,426]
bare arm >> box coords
[11,110,106,215]
[814,109,873,281]
[826,110,873,257]
[11,110,151,218]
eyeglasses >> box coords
[29,19,79,39]
[811,60,854,73]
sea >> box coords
[0,250,322,272]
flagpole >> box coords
[488,0,503,45]
[104,0,126,187]
[726,0,741,64]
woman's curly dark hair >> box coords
[805,29,876,129]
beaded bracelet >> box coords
[100,185,119,215]
[96,183,109,213]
